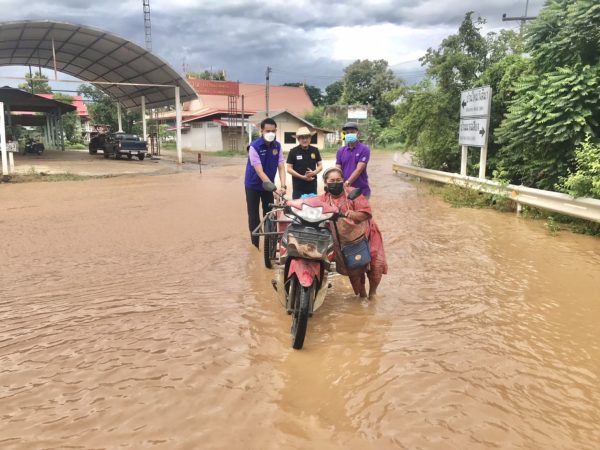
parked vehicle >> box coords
[88,125,114,156]
[89,127,148,161]
[256,181,362,349]
[21,137,45,155]
[111,133,148,160]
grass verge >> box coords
[1,168,115,184]
[425,181,600,237]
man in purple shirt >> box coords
[336,121,371,198]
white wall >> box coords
[181,122,223,151]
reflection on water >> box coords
[1,157,599,449]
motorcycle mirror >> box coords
[262,181,277,192]
[347,188,362,200]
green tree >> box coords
[395,81,459,170]
[420,13,487,97]
[495,0,600,189]
[17,70,52,94]
[303,106,339,130]
[341,59,399,127]
[53,93,83,144]
[323,80,343,105]
[187,70,226,80]
[78,85,141,134]
[283,82,323,106]
[394,13,493,172]
[558,134,600,198]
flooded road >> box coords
[1,155,599,449]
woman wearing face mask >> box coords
[319,167,387,298]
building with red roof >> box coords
[162,79,316,151]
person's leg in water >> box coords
[348,270,368,298]
[245,187,261,248]
[367,269,383,298]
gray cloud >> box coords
[0,0,546,89]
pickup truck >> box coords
[109,133,148,160]
[89,131,148,160]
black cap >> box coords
[342,121,359,131]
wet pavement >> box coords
[1,155,599,449]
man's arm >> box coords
[287,163,308,180]
[345,162,367,186]
[253,163,272,183]
[315,161,323,175]
[277,161,287,194]
[305,161,322,179]
[335,149,342,171]
[248,146,272,183]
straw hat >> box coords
[293,126,316,138]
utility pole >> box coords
[265,66,272,117]
[241,95,245,149]
[502,0,536,36]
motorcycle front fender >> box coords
[276,266,286,308]
[313,277,329,312]
[288,258,321,287]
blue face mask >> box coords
[345,133,358,144]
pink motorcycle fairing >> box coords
[288,258,321,287]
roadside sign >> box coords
[458,86,492,178]
[459,117,488,147]
[460,86,492,118]
[348,106,368,120]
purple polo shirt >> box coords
[335,142,371,197]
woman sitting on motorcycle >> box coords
[320,167,388,298]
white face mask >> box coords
[263,132,276,142]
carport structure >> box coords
[0,20,197,174]
[0,85,77,147]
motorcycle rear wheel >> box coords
[291,281,312,350]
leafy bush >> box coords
[557,134,600,198]
[376,127,404,147]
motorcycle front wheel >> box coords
[291,280,313,350]
[263,216,276,269]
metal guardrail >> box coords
[392,159,600,224]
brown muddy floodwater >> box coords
[1,155,599,449]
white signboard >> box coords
[460,86,492,118]
[459,117,488,146]
[348,106,368,120]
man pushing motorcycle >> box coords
[244,118,287,248]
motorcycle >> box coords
[22,137,45,155]
[259,181,362,350]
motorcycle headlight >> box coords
[294,204,333,223]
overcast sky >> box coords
[0,0,546,91]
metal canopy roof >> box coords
[0,86,76,113]
[0,20,197,109]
